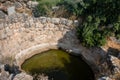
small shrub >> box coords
[62,0,120,47]
[33,2,52,17]
[33,0,63,17]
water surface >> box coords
[22,49,94,80]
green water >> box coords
[21,49,94,80]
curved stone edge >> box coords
[15,42,82,68]
[15,42,58,68]
[15,42,96,73]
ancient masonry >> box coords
[0,13,101,72]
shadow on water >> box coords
[60,54,95,80]
[44,53,95,80]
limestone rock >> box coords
[51,18,60,24]
[24,21,31,28]
[110,55,120,73]
[0,11,6,19]
[14,2,24,13]
[0,65,9,80]
[98,76,113,80]
[66,20,73,26]
[46,17,51,22]
[39,17,47,24]
[7,6,16,16]
[2,1,13,8]
[13,72,33,80]
[0,23,4,30]
[52,6,59,11]
[0,31,7,40]
[14,2,23,9]
[27,1,39,8]
[33,74,48,80]
[109,37,120,44]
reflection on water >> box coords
[21,49,94,80]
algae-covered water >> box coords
[21,49,94,80]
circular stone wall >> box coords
[0,14,103,79]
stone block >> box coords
[51,18,60,24]
[66,20,73,26]
[39,17,47,24]
[60,18,68,25]
[7,6,16,16]
[0,11,6,19]
[0,23,4,30]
